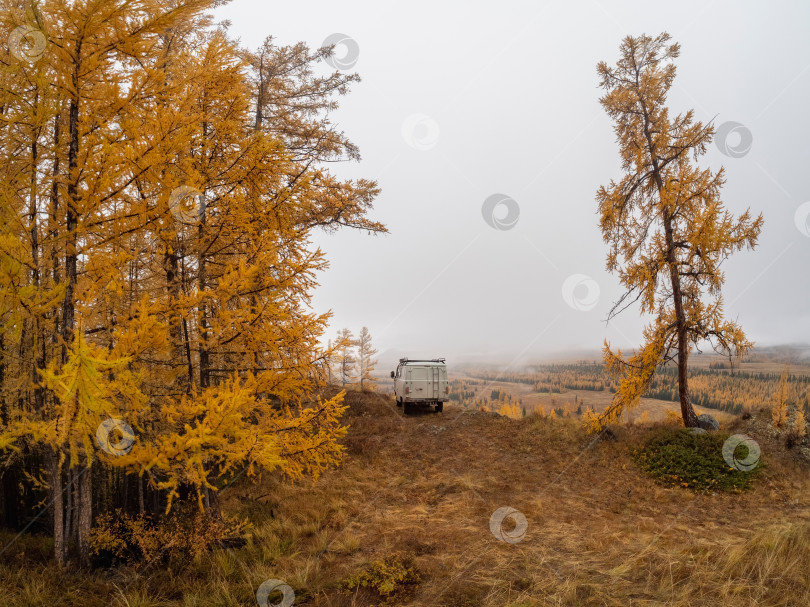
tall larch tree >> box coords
[593,33,763,429]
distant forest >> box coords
[465,362,810,417]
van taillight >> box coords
[405,386,409,395]
[445,386,449,394]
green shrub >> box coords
[632,427,762,492]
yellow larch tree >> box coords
[772,366,790,428]
[357,326,378,391]
[0,0,384,564]
[593,33,763,430]
[334,328,357,388]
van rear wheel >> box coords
[396,398,402,407]
[436,402,443,413]
[403,401,412,415]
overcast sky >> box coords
[216,0,810,368]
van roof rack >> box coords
[399,357,446,364]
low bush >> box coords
[632,427,762,492]
[89,506,249,567]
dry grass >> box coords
[1,390,808,606]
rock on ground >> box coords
[696,413,720,431]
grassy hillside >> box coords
[2,391,809,606]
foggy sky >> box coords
[215,0,810,370]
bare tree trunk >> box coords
[138,474,145,515]
[0,336,15,530]
[29,125,50,420]
[62,93,79,365]
[662,204,697,426]
[62,78,82,564]
[675,320,697,425]
[182,317,194,391]
[64,467,73,545]
[254,50,265,129]
[197,180,210,390]
[641,103,698,427]
[0,336,5,427]
[77,461,92,566]
[50,113,61,287]
[164,244,191,392]
[205,483,221,521]
[327,339,333,384]
[46,451,65,566]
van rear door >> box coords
[409,366,427,398]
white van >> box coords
[391,358,449,414]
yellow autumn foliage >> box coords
[593,33,762,431]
